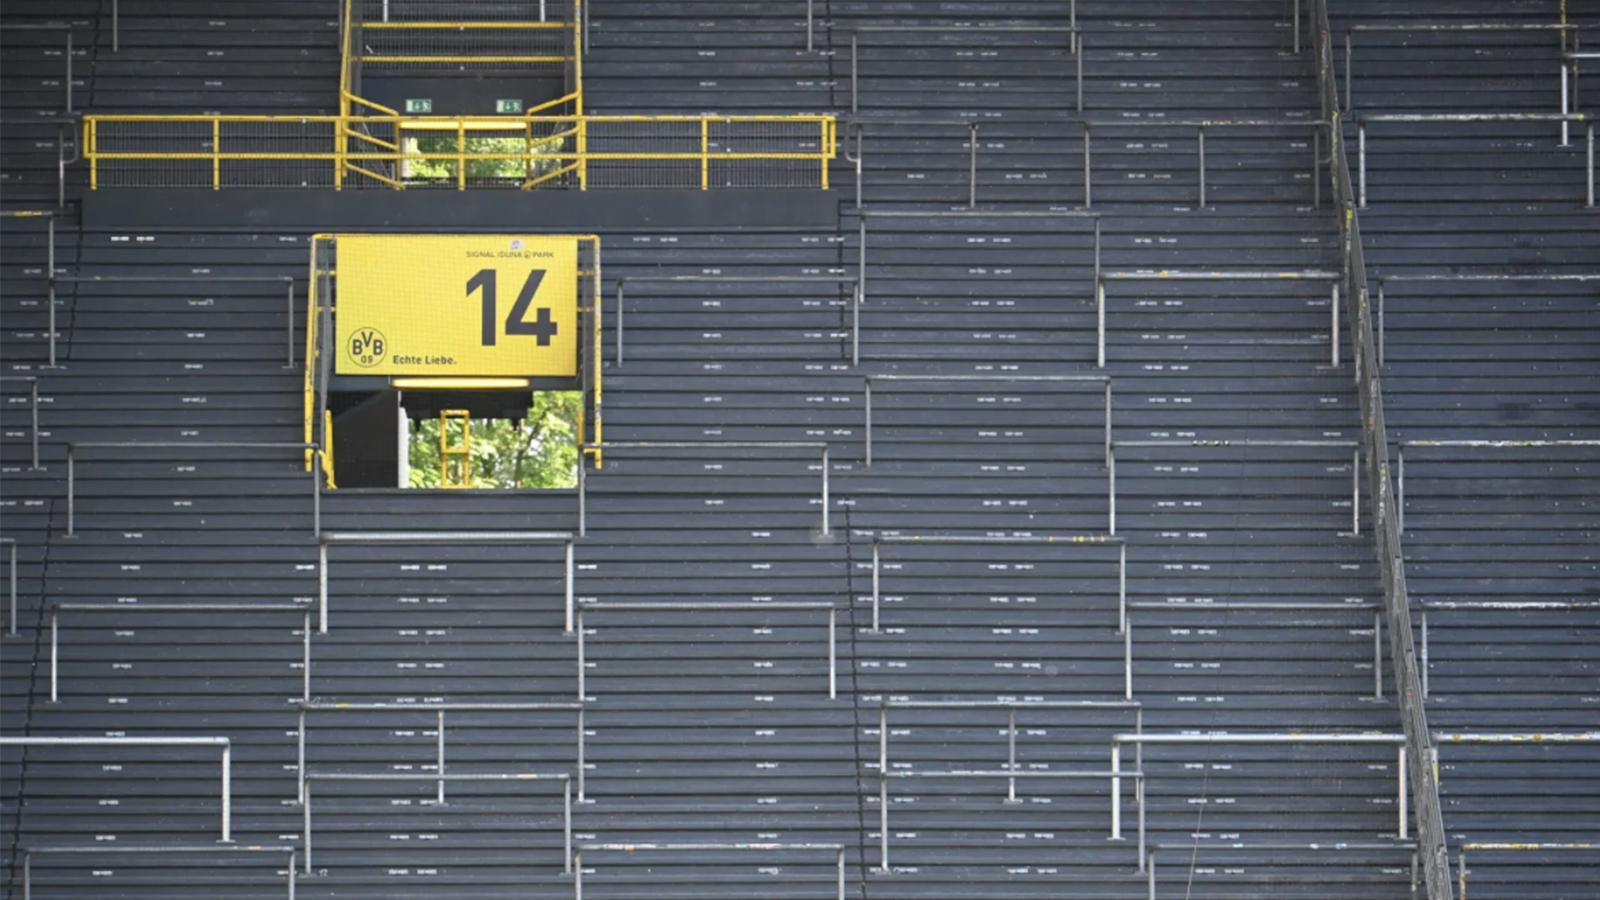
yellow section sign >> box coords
[335,234,579,376]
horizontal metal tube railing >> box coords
[612,275,861,368]
[0,736,233,841]
[1375,273,1600,365]
[1113,732,1411,840]
[43,274,298,369]
[301,771,571,874]
[1457,843,1600,900]
[575,842,846,900]
[1081,119,1333,209]
[319,531,575,634]
[1146,841,1418,900]
[878,699,1142,809]
[0,376,42,470]
[875,768,1144,871]
[1355,115,1593,207]
[1395,439,1600,533]
[1109,439,1363,537]
[577,601,839,700]
[66,441,322,538]
[841,118,980,208]
[868,532,1125,641]
[21,844,296,900]
[296,700,587,805]
[1420,595,1600,699]
[578,441,831,537]
[50,602,311,704]
[85,113,838,192]
[1096,270,1343,368]
[1343,23,1582,118]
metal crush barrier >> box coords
[84,114,835,191]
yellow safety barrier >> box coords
[84,113,836,191]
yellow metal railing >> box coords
[84,113,837,190]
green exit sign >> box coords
[496,98,524,114]
[404,98,432,114]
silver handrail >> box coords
[0,736,234,841]
[1395,439,1600,533]
[1145,841,1418,900]
[21,844,295,900]
[1355,113,1592,207]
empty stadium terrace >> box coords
[0,0,1595,898]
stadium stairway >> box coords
[12,0,1583,897]
[1331,0,1600,896]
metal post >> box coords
[1096,281,1106,368]
[1397,744,1408,839]
[312,451,321,539]
[303,780,312,872]
[968,124,979,208]
[1005,707,1018,803]
[577,706,586,802]
[1358,124,1367,208]
[50,611,58,701]
[1314,127,1322,209]
[1083,127,1093,208]
[436,709,446,804]
[820,446,831,536]
[1561,64,1570,147]
[1108,448,1117,536]
[318,542,328,634]
[806,0,814,52]
[1102,379,1111,468]
[562,780,572,874]
[47,275,57,368]
[114,0,120,51]
[1118,543,1128,634]
[1123,616,1132,699]
[871,539,881,632]
[221,742,233,841]
[1588,123,1595,208]
[30,375,40,471]
[1292,0,1300,55]
[1110,742,1122,839]
[836,847,845,900]
[576,610,586,700]
[65,32,72,114]
[285,282,296,368]
[565,540,575,634]
[1352,449,1360,536]
[301,612,310,702]
[297,709,306,804]
[879,776,889,870]
[827,607,837,699]
[615,282,625,366]
[65,445,74,535]
[852,280,861,367]
[1197,126,1206,207]
[21,852,29,900]
[1331,283,1340,367]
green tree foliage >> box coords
[409,391,580,489]
[406,134,566,185]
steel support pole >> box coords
[47,276,57,368]
[285,282,296,368]
[1197,127,1206,206]
[1292,0,1300,54]
[870,540,881,632]
[1102,380,1112,469]
[1331,283,1340,367]
[820,446,830,536]
[1588,123,1595,208]
[1111,742,1122,839]
[1108,449,1117,536]
[114,0,120,51]
[312,451,321,539]
[1561,64,1570,147]
[576,611,586,700]
[1398,744,1408,839]
[303,780,312,871]
[1421,612,1429,698]
[863,377,873,466]
[805,0,813,52]
[1118,543,1128,634]
[1397,446,1405,534]
[318,542,328,633]
[221,743,233,841]
[1374,612,1383,699]
[1378,279,1386,366]
[615,282,625,366]
[1096,281,1106,367]
[64,33,72,114]
[562,780,572,874]
[1313,127,1321,209]
[50,612,58,701]
[65,446,74,535]
[1083,128,1093,207]
[879,776,889,871]
[1345,32,1353,112]
[436,709,446,804]
[827,607,837,699]
[565,540,575,634]
[836,848,845,900]
[297,709,307,804]
[1352,449,1361,536]
[577,706,587,802]
[1005,707,1018,803]
[1123,617,1132,699]
[1358,124,1367,207]
[968,124,979,208]
[1076,34,1085,112]
[852,280,861,366]
[577,453,587,537]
